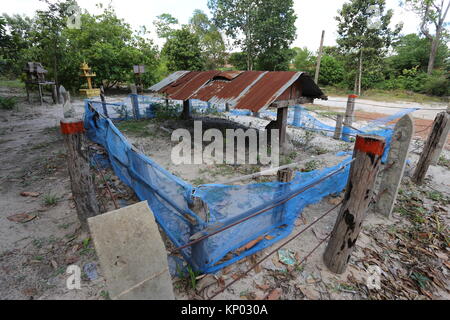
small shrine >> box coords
[79,62,100,97]
[23,62,57,105]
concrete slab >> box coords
[88,201,174,300]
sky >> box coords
[1,0,433,52]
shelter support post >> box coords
[413,109,450,184]
[182,100,191,120]
[130,93,140,120]
[375,115,414,218]
[323,134,385,274]
[51,84,57,104]
[60,118,100,230]
[342,94,357,141]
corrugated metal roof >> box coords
[149,70,325,112]
[148,71,190,92]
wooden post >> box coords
[275,168,294,224]
[314,30,325,84]
[342,94,357,141]
[375,114,414,218]
[277,107,288,153]
[100,85,109,117]
[51,84,57,104]
[130,93,140,120]
[38,84,44,105]
[61,118,99,230]
[430,106,450,165]
[25,83,30,103]
[323,134,385,274]
[182,100,191,120]
[188,195,209,270]
[413,110,450,184]
[334,114,344,140]
[225,102,230,112]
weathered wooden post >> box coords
[130,85,140,120]
[342,94,357,141]
[61,118,100,230]
[100,85,109,117]
[334,114,344,140]
[323,134,385,274]
[275,168,294,224]
[430,106,450,165]
[225,102,230,112]
[181,100,191,120]
[375,114,414,218]
[51,84,58,104]
[277,107,288,152]
[413,110,450,184]
[314,30,325,84]
[188,195,210,271]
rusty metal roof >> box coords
[149,70,325,112]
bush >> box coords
[318,55,344,86]
[421,73,449,96]
[0,96,17,110]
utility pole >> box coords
[314,30,325,84]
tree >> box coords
[208,0,297,71]
[402,0,450,74]
[189,10,226,69]
[317,55,345,86]
[291,47,316,73]
[153,13,178,39]
[388,33,448,74]
[336,0,402,94]
[162,27,204,72]
[228,52,248,70]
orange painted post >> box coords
[61,118,99,230]
[323,134,385,273]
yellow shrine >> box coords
[79,62,100,97]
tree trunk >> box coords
[427,28,441,75]
[358,50,362,96]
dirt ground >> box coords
[1,87,449,300]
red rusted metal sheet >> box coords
[149,70,324,112]
[191,71,265,104]
[169,70,221,100]
[234,71,301,112]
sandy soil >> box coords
[1,87,448,300]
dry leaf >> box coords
[255,283,270,291]
[7,213,36,223]
[20,192,40,197]
[265,288,282,300]
[265,235,275,240]
[222,265,233,275]
[236,236,264,255]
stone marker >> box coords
[375,114,414,218]
[88,201,175,300]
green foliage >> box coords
[209,0,297,71]
[291,47,315,73]
[318,55,345,86]
[162,27,204,72]
[189,10,226,69]
[0,96,17,110]
[1,2,162,90]
[228,52,248,70]
[153,13,178,39]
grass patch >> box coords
[301,160,320,172]
[321,86,445,103]
[0,79,24,88]
[43,193,59,206]
[116,120,154,137]
[437,155,450,169]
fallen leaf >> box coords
[217,276,225,288]
[236,236,264,255]
[265,288,282,300]
[222,265,233,275]
[50,260,58,270]
[265,235,275,240]
[255,283,270,291]
[7,213,36,223]
[65,256,79,265]
[434,252,448,261]
[20,192,40,197]
[196,274,216,292]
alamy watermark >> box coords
[170,121,280,169]
[66,5,82,29]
